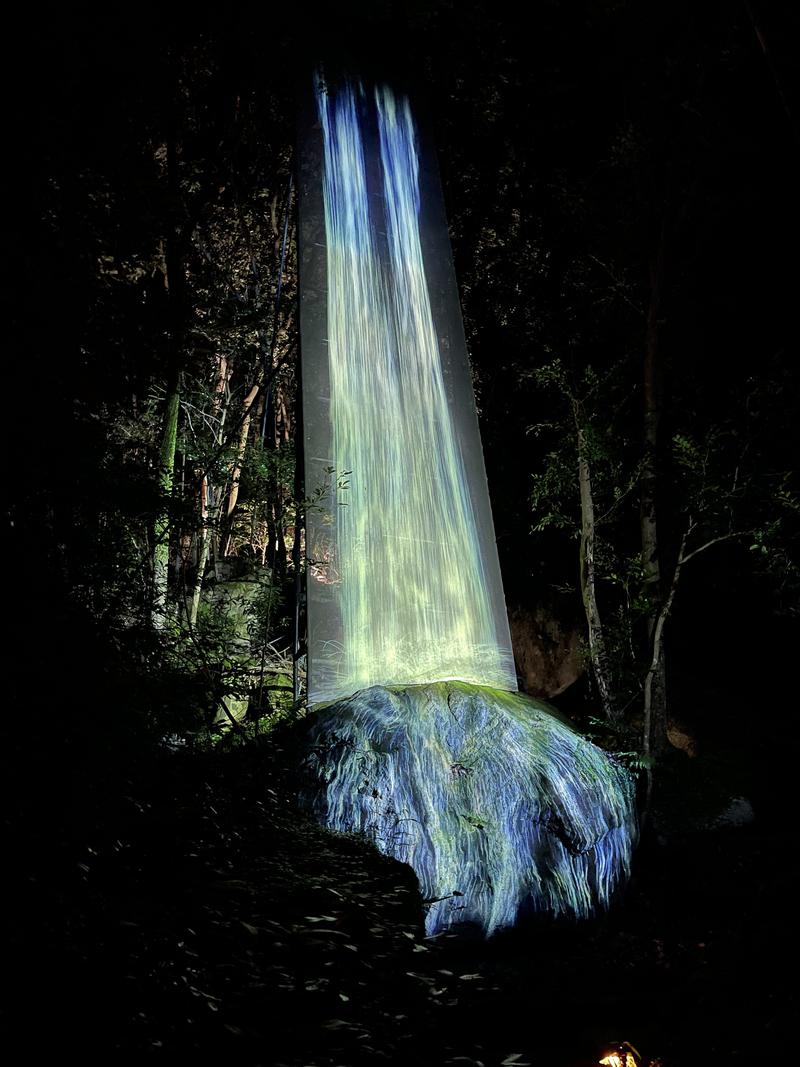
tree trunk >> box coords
[189,475,210,627]
[743,0,799,142]
[640,228,669,754]
[292,372,305,704]
[273,385,289,579]
[152,124,187,629]
[222,383,259,556]
[263,386,278,570]
[189,355,229,623]
[643,528,687,765]
[575,404,617,722]
[274,501,288,581]
[152,376,180,629]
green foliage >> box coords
[584,718,654,776]
[240,581,286,656]
[239,439,297,502]
[530,450,576,534]
[10,34,305,743]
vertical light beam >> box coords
[301,79,517,705]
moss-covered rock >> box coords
[299,680,637,936]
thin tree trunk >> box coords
[152,377,180,628]
[222,383,259,556]
[575,404,617,723]
[249,503,260,557]
[743,0,799,142]
[152,122,187,629]
[274,386,289,579]
[641,228,669,754]
[263,386,278,570]
[189,475,210,627]
[643,528,687,763]
[643,521,748,764]
[174,447,188,589]
[210,358,230,576]
[275,501,288,581]
[188,355,229,624]
[642,525,688,819]
[292,371,304,704]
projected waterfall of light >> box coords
[315,82,517,699]
[300,79,637,936]
[304,681,637,936]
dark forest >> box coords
[5,3,799,1064]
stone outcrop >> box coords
[300,681,637,936]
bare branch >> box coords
[681,529,752,565]
[587,254,643,315]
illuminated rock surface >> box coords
[302,681,637,936]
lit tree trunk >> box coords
[222,382,259,556]
[274,501,288,581]
[575,403,617,723]
[641,229,668,755]
[152,122,187,629]
[152,375,180,628]
[189,474,210,628]
[189,356,229,626]
[274,386,289,578]
[644,521,748,778]
[263,386,278,571]
[644,527,687,765]
[292,375,304,704]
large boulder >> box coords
[300,681,637,936]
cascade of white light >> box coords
[310,81,517,704]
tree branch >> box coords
[681,529,752,565]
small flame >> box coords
[599,1055,637,1067]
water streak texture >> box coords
[312,82,517,703]
[305,682,637,936]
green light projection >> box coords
[301,79,517,705]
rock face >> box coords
[300,681,637,936]
[508,604,584,698]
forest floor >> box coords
[5,730,795,1067]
